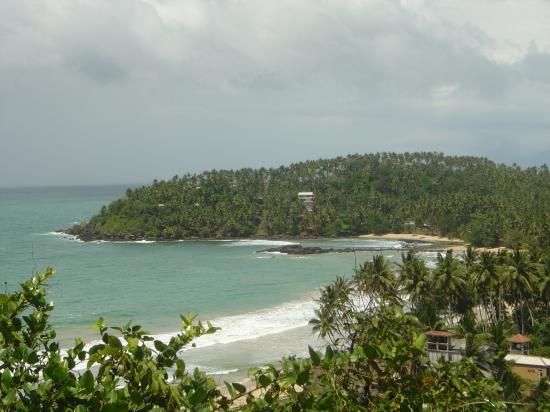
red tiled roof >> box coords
[425,330,454,337]
[508,334,531,344]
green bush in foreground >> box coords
[1,266,550,411]
[0,268,227,411]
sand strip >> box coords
[359,233,464,243]
[358,233,507,253]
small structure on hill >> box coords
[425,330,462,362]
[298,192,315,212]
[508,334,531,355]
[505,354,550,383]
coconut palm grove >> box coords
[66,153,550,248]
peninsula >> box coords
[63,152,550,247]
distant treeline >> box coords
[75,152,550,246]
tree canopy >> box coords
[68,152,550,247]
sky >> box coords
[1,0,550,187]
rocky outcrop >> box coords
[60,223,96,241]
[59,223,144,242]
[259,245,332,254]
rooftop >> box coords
[508,334,531,344]
[505,354,550,368]
[425,330,454,337]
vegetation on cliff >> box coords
[69,152,550,246]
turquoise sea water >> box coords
[0,185,435,380]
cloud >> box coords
[0,0,549,186]
[2,0,549,93]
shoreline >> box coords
[359,233,464,243]
[60,223,461,245]
[56,229,507,253]
[359,233,507,253]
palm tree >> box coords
[355,255,397,305]
[463,245,479,272]
[503,248,539,334]
[487,321,523,401]
[471,252,499,322]
[433,250,467,325]
[496,249,509,266]
[455,311,495,375]
[538,260,550,316]
[397,251,429,311]
[310,276,352,346]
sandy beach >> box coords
[359,233,464,243]
[359,233,506,253]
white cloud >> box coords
[2,0,549,89]
[427,0,550,64]
[0,0,549,186]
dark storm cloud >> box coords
[0,0,549,187]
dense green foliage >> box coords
[78,152,550,246]
[289,243,550,411]
[2,235,550,411]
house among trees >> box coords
[297,192,315,211]
[504,354,550,383]
[425,330,462,362]
[508,334,531,355]
[424,330,550,384]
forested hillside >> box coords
[68,153,550,246]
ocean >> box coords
[0,185,436,381]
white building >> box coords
[298,192,315,211]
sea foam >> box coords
[188,366,239,376]
[44,231,83,242]
[223,240,300,247]
[160,296,318,348]
[71,295,318,371]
